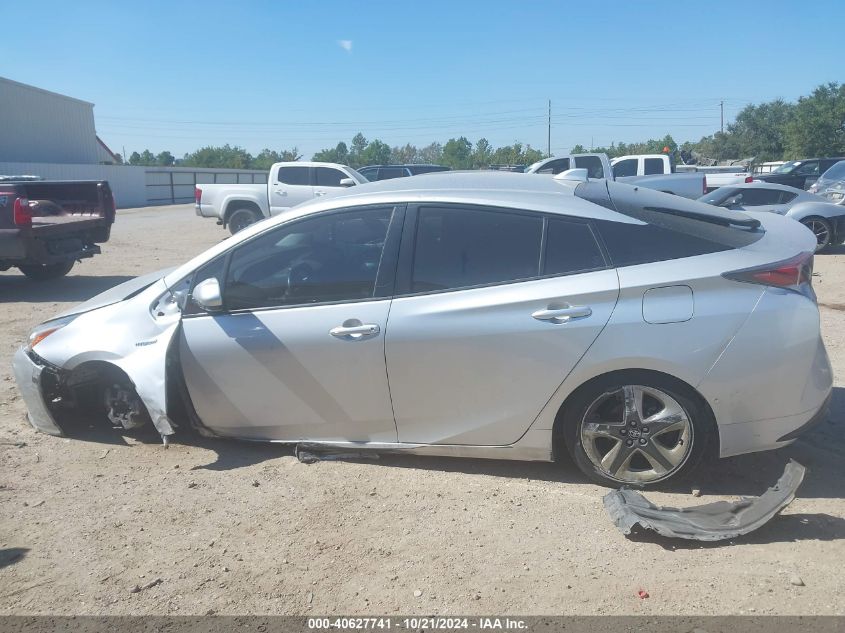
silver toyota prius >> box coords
[13,171,833,487]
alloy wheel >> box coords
[580,385,693,484]
[803,218,830,251]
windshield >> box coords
[698,188,739,205]
[348,167,370,184]
[772,161,801,174]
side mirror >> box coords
[339,177,356,187]
[721,195,741,208]
[193,277,223,312]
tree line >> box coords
[117,82,844,169]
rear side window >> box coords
[411,207,542,292]
[544,220,606,275]
[613,159,638,177]
[734,188,782,206]
[277,166,310,186]
[379,167,407,180]
[644,158,665,175]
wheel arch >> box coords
[223,199,262,227]
[550,368,719,461]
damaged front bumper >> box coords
[603,460,806,541]
[11,347,65,436]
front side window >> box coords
[411,207,542,292]
[536,158,570,174]
[224,208,393,310]
[379,167,407,180]
[822,161,845,180]
[574,155,605,179]
[795,161,820,176]
[613,159,638,177]
[315,167,347,187]
[644,158,665,175]
[733,188,783,206]
[277,166,310,186]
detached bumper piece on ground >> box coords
[603,460,806,541]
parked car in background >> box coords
[357,164,450,181]
[608,154,707,199]
[676,164,754,192]
[0,178,115,280]
[807,160,845,205]
[14,172,831,488]
[195,162,367,234]
[752,161,787,175]
[754,158,845,190]
[699,181,845,251]
[527,153,706,199]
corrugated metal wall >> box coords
[0,162,269,209]
[0,78,100,164]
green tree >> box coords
[349,133,369,167]
[418,142,443,164]
[252,149,281,170]
[128,151,142,165]
[390,143,419,164]
[441,137,473,169]
[570,144,587,154]
[472,138,493,168]
[361,139,392,166]
[279,147,302,162]
[182,145,253,169]
[784,83,845,158]
[156,151,175,166]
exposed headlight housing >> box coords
[27,315,77,350]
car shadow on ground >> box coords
[0,275,134,303]
[57,388,845,501]
[0,548,29,569]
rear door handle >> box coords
[315,190,326,197]
[532,305,592,323]
[329,323,380,339]
[275,190,287,196]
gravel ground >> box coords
[1,204,844,616]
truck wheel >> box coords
[18,261,75,281]
[228,208,261,235]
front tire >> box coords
[18,261,74,281]
[561,372,712,487]
[227,208,261,235]
[800,217,832,253]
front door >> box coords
[179,205,402,442]
[270,165,313,215]
[385,205,619,446]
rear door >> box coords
[385,204,619,446]
[270,166,313,214]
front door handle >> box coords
[329,323,380,339]
[315,190,326,197]
[532,305,592,323]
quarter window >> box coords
[224,208,393,310]
[411,207,542,292]
[544,220,606,275]
[536,158,570,174]
[277,166,310,186]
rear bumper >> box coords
[11,347,64,436]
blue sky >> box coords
[2,0,843,159]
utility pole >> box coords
[720,100,724,134]
[547,99,551,157]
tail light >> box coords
[702,175,707,196]
[723,252,814,294]
[745,176,754,183]
[13,197,33,226]
[195,187,202,205]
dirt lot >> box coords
[1,204,844,616]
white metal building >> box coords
[0,76,101,164]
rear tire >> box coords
[560,371,713,488]
[18,261,74,281]
[800,217,832,253]
[227,208,261,235]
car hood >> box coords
[54,267,175,319]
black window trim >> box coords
[276,165,312,187]
[183,203,406,317]
[394,203,610,299]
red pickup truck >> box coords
[0,178,115,280]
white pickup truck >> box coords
[527,153,707,199]
[609,154,708,199]
[195,162,368,234]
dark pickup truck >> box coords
[0,179,115,280]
